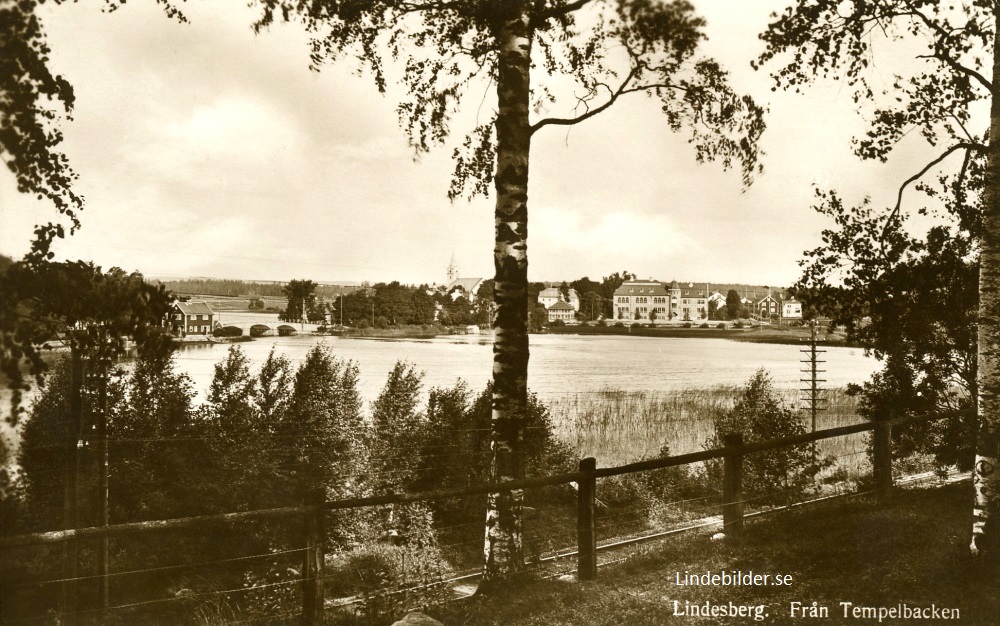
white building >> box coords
[547,300,576,323]
[612,280,708,324]
[782,298,803,319]
[539,286,580,311]
[446,277,484,303]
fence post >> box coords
[722,433,744,539]
[577,457,597,581]
[873,420,892,499]
[61,349,85,626]
[302,488,325,626]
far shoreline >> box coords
[206,309,857,348]
[539,323,854,347]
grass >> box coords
[414,481,998,626]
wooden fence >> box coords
[0,413,944,625]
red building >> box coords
[169,301,216,336]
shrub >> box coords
[213,326,243,338]
[716,323,726,329]
[699,323,710,329]
[411,381,576,569]
[705,369,831,506]
[613,322,625,328]
[333,531,451,621]
[599,443,708,531]
[682,322,693,328]
[733,321,744,329]
[550,319,566,327]
[596,318,607,327]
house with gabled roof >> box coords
[782,298,803,319]
[539,286,581,311]
[168,301,216,337]
[446,277,484,303]
[546,300,576,323]
[754,293,781,318]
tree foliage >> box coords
[281,279,317,322]
[2,0,83,259]
[0,261,173,425]
[16,356,84,531]
[200,346,279,512]
[757,0,998,553]
[254,1,764,197]
[760,1,987,462]
[111,355,209,521]
[276,345,364,506]
[725,289,742,320]
[707,369,829,504]
[334,281,438,326]
[2,0,188,248]
[371,361,425,491]
[412,380,574,523]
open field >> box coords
[173,293,287,312]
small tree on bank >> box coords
[707,369,829,505]
[282,279,318,323]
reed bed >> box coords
[547,386,864,471]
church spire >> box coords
[447,253,458,284]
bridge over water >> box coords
[213,313,325,337]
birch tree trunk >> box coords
[972,7,1000,558]
[481,0,532,588]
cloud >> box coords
[532,206,696,279]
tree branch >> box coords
[879,142,985,245]
[530,64,643,134]
[901,1,996,96]
[533,0,594,23]
[917,52,996,96]
[949,112,975,142]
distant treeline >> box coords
[157,278,359,300]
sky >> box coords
[0,0,944,287]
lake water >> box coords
[1,330,880,471]
[172,332,879,406]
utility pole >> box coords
[800,321,828,434]
[92,327,111,615]
[61,346,84,626]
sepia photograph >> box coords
[1,0,998,624]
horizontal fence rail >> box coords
[0,413,942,550]
[1,411,959,626]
